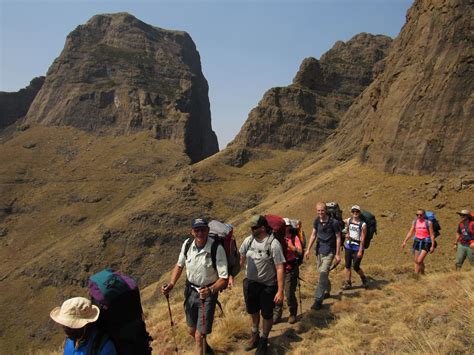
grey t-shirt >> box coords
[240,234,286,286]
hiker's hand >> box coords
[357,250,363,259]
[401,241,406,249]
[161,283,174,296]
[335,254,341,263]
[305,251,310,260]
[274,290,284,305]
[199,287,211,299]
[452,243,457,251]
[228,276,234,289]
[429,245,435,254]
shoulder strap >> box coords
[184,238,193,258]
[92,331,109,355]
[425,220,430,232]
[265,235,275,257]
[210,237,219,271]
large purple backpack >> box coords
[88,268,152,355]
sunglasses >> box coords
[416,214,424,217]
[251,226,261,230]
[351,210,360,213]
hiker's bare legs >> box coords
[188,326,202,354]
[414,250,428,274]
[250,312,260,331]
[345,267,351,283]
[262,316,273,337]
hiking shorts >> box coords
[243,278,277,319]
[184,285,218,334]
[344,247,363,272]
[412,238,432,253]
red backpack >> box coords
[264,214,288,257]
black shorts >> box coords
[344,247,363,271]
[243,278,277,320]
[412,238,432,253]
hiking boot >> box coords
[288,314,297,324]
[273,314,282,324]
[341,280,352,290]
[361,277,369,289]
[255,337,268,355]
[324,291,331,299]
[310,299,322,310]
[204,341,214,355]
[245,332,260,351]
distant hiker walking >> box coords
[50,297,117,355]
[454,209,474,270]
[342,205,369,290]
[161,218,228,355]
[305,202,342,310]
[273,218,303,324]
[402,209,435,274]
[240,215,285,354]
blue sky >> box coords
[0,0,412,148]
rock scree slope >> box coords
[25,12,218,162]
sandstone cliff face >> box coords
[0,77,44,128]
[332,0,473,174]
[25,13,218,162]
[230,33,392,150]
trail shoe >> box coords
[361,277,369,289]
[310,299,322,310]
[324,291,331,299]
[245,332,260,351]
[341,280,352,290]
[255,337,268,355]
[288,314,297,324]
[273,314,282,324]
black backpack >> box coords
[88,269,152,355]
[359,210,377,249]
[325,202,345,231]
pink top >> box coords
[285,234,302,271]
[414,219,430,239]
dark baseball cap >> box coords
[249,215,268,228]
[191,218,208,229]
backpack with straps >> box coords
[88,269,152,355]
[459,215,474,243]
[359,210,377,249]
[413,211,441,238]
[285,218,305,266]
[183,220,241,280]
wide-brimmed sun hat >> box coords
[50,297,100,329]
[457,209,470,216]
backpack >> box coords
[208,220,241,278]
[359,210,377,249]
[88,269,152,355]
[425,211,441,238]
[264,214,287,256]
[459,214,474,243]
[325,202,345,231]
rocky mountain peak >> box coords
[230,33,392,151]
[331,0,473,175]
[25,13,218,163]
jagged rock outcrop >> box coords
[230,33,392,150]
[332,0,473,175]
[25,13,218,162]
[0,77,44,129]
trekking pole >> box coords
[201,297,207,355]
[298,276,303,317]
[164,290,179,354]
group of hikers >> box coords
[49,203,473,354]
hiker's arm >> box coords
[402,225,415,247]
[358,224,367,257]
[294,235,303,255]
[335,231,342,262]
[305,228,317,259]
[274,263,285,304]
[428,222,435,253]
[161,265,183,295]
[209,277,228,296]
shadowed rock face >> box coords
[332,0,473,175]
[0,77,45,128]
[25,13,218,162]
[230,33,392,150]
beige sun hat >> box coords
[50,297,100,329]
[457,209,470,215]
